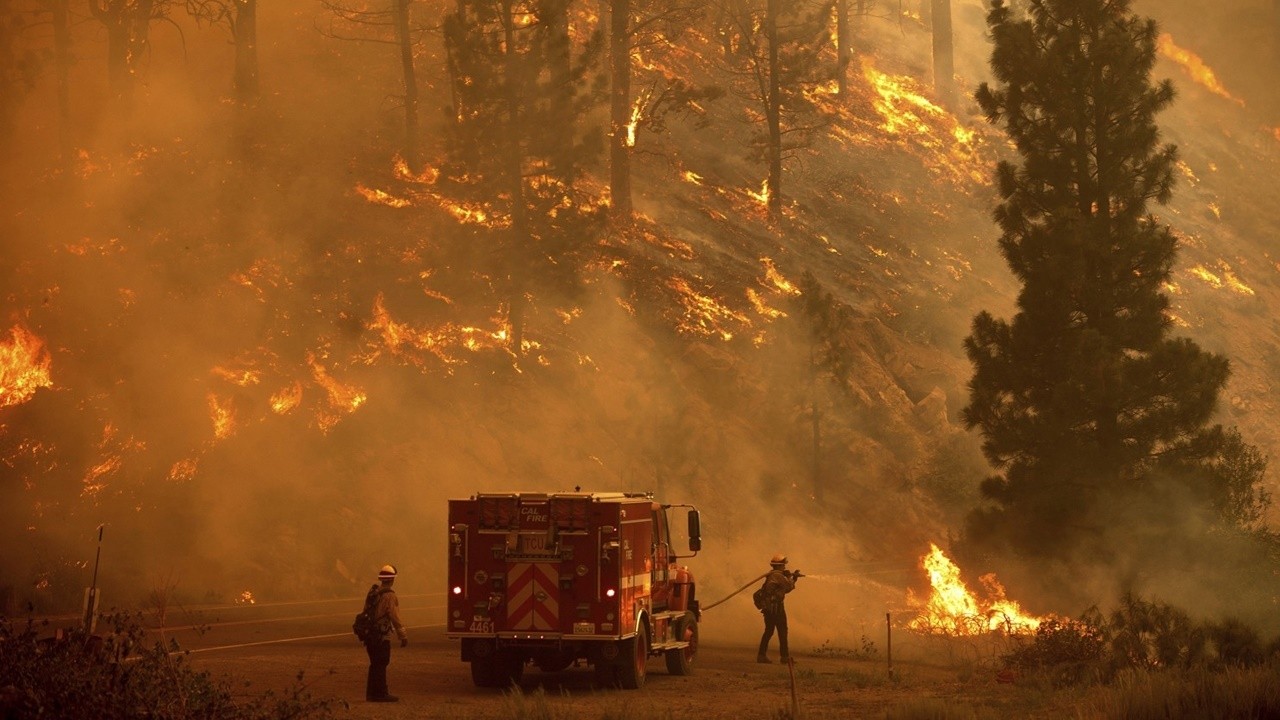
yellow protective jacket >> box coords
[374,586,408,642]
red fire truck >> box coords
[446,491,702,689]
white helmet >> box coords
[770,553,787,566]
[378,564,398,580]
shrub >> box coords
[0,612,336,720]
[1003,617,1106,685]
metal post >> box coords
[886,611,894,679]
[83,525,103,633]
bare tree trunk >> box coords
[765,0,781,218]
[835,0,850,97]
[930,0,953,107]
[92,0,153,110]
[502,0,527,355]
[233,0,259,104]
[608,0,632,219]
[547,0,571,178]
[393,0,420,169]
[52,0,73,162]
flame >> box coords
[209,393,235,440]
[212,366,261,387]
[626,90,647,148]
[760,257,800,296]
[1157,34,1244,106]
[907,544,1044,635]
[168,458,199,482]
[355,183,413,208]
[854,59,990,188]
[666,276,750,342]
[393,155,439,184]
[1,326,54,409]
[270,382,303,414]
[365,294,525,371]
[681,170,704,185]
[308,354,366,432]
[236,590,256,604]
[1188,262,1253,296]
[747,179,770,206]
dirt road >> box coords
[172,594,987,719]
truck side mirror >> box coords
[687,510,701,552]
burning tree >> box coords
[961,0,1271,574]
[721,0,835,217]
[442,0,604,353]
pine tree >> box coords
[723,0,834,217]
[961,0,1268,563]
[442,1,604,353]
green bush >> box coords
[0,613,337,720]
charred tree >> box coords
[608,0,632,218]
[606,0,712,222]
[393,0,419,168]
[963,0,1269,570]
[234,0,258,103]
[0,0,38,152]
[443,0,603,356]
[188,0,260,105]
[929,0,952,107]
[725,0,833,219]
[50,0,72,159]
[90,0,167,109]
[318,0,424,168]
[764,0,781,217]
[834,0,849,96]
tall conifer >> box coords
[962,0,1266,563]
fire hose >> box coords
[700,572,769,611]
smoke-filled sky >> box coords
[2,0,1279,642]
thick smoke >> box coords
[1,0,1277,655]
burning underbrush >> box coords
[900,545,1280,689]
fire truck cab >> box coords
[446,491,702,689]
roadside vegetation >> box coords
[0,612,337,720]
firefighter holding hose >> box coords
[756,553,802,663]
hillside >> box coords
[2,0,1278,643]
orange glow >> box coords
[747,178,770,206]
[907,544,1044,635]
[355,183,413,208]
[1157,34,1244,106]
[0,325,54,409]
[666,277,750,342]
[168,458,199,482]
[760,257,800,296]
[270,382,303,415]
[209,393,235,440]
[853,59,990,189]
[308,353,367,432]
[626,90,647,148]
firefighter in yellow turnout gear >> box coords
[756,553,800,663]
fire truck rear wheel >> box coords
[617,625,648,690]
[665,611,698,676]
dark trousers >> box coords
[758,605,789,658]
[365,639,391,698]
